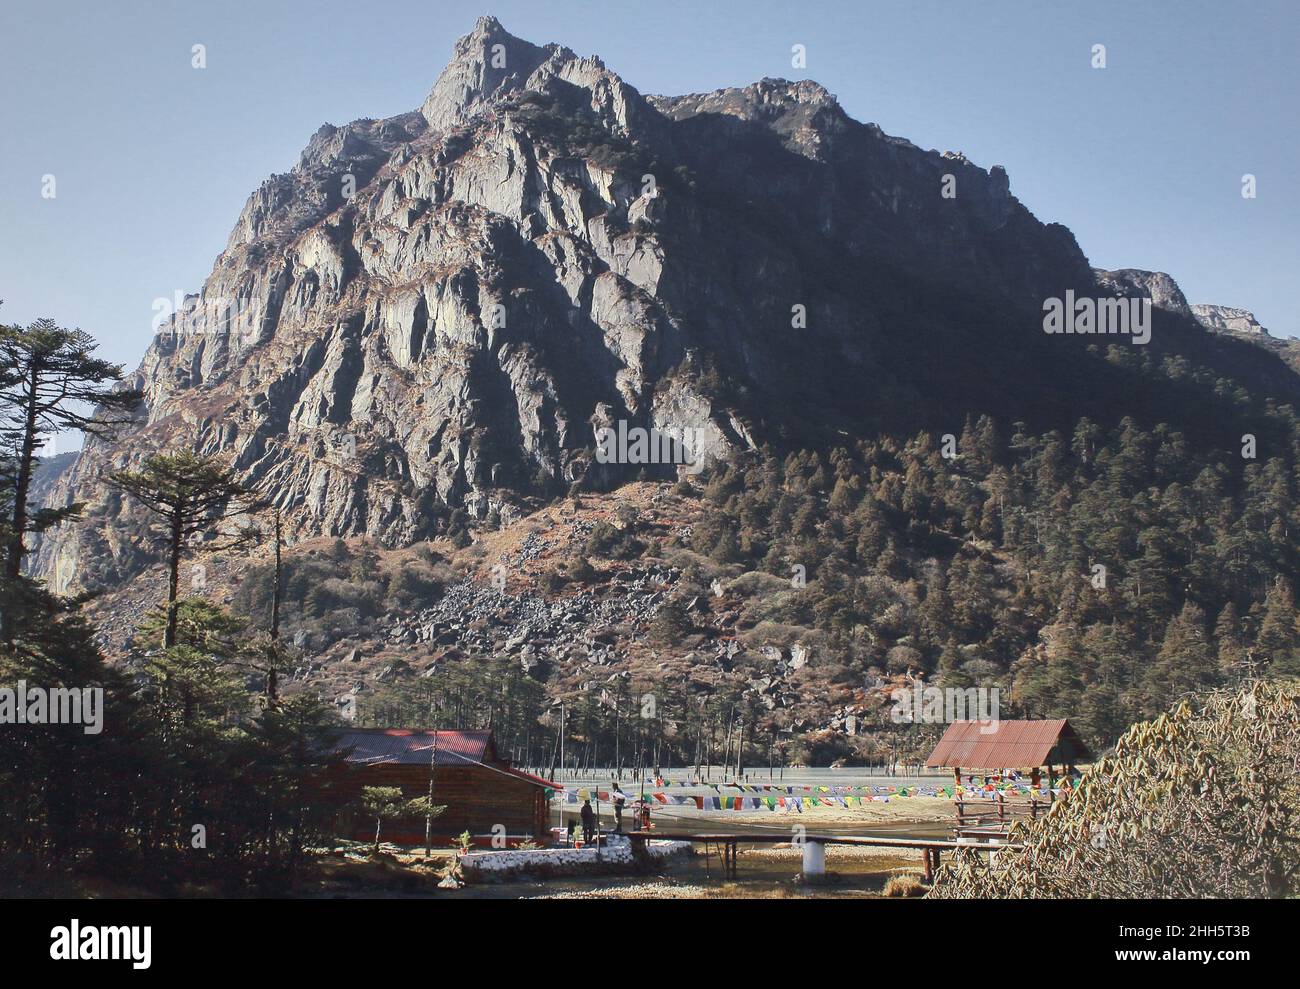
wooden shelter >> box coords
[925,719,1092,770]
[330,729,558,843]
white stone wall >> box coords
[459,836,691,881]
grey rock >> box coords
[1191,304,1271,337]
[1093,268,1192,316]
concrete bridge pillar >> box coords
[802,840,825,879]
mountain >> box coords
[33,15,1300,594]
[1189,303,1300,374]
[1192,304,1272,338]
[28,452,78,507]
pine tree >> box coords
[0,320,140,639]
[1151,601,1218,707]
[1257,577,1300,673]
[936,636,967,687]
[108,452,254,647]
[1213,602,1246,675]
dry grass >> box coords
[882,872,927,897]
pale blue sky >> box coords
[2,0,1296,399]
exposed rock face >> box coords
[1093,268,1193,317]
[1191,304,1271,337]
[31,16,1298,593]
[28,453,78,506]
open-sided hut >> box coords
[331,728,558,843]
[925,719,1092,772]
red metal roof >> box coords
[503,767,563,790]
[332,729,493,767]
[925,719,1092,768]
[330,729,560,789]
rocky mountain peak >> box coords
[419,15,647,138]
[30,18,1299,596]
[1091,271,1281,346]
[420,15,553,129]
[1092,268,1192,316]
[649,76,849,160]
[1191,304,1271,338]
[754,77,841,110]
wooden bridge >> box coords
[628,829,1021,882]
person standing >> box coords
[580,798,596,846]
[613,783,626,834]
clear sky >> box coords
[2,0,1296,407]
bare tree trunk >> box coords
[165,511,183,648]
[5,365,40,583]
[424,727,438,857]
[723,717,733,779]
[267,508,284,701]
[736,719,745,778]
[1,367,41,645]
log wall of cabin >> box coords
[341,763,546,839]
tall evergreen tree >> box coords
[108,452,253,647]
[0,319,139,636]
[1257,577,1300,673]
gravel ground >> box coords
[532,881,715,899]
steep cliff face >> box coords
[1192,304,1271,337]
[32,16,1299,593]
[1093,268,1193,318]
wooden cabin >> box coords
[330,729,557,844]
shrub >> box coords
[930,681,1300,899]
[386,564,444,609]
[583,519,644,560]
[883,873,927,897]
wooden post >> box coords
[423,727,438,857]
[735,718,744,779]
